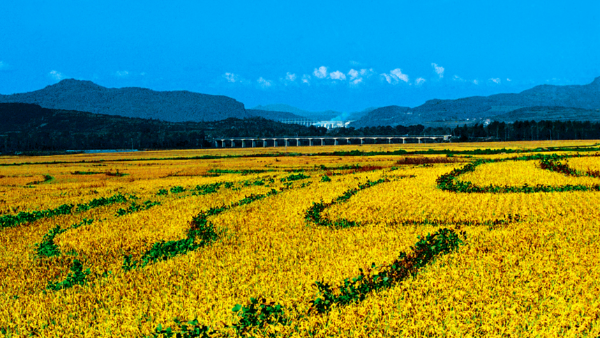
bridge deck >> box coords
[211,135,451,147]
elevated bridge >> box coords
[212,135,451,148]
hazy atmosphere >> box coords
[1,0,599,112]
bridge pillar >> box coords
[347,138,351,145]
[388,138,392,144]
[221,140,227,148]
[320,138,325,146]
[296,138,300,146]
[230,140,235,147]
[263,140,267,147]
[334,139,339,146]
[252,140,256,148]
[274,139,278,147]
[360,138,365,145]
[309,139,314,146]
[214,141,219,148]
[242,140,246,148]
[285,139,290,147]
[402,138,406,144]
[418,138,422,144]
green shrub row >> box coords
[208,169,269,175]
[46,259,90,291]
[305,178,388,229]
[116,201,162,217]
[1,193,127,229]
[151,228,464,337]
[35,218,94,258]
[280,173,310,182]
[437,156,600,193]
[309,228,464,314]
[125,190,279,270]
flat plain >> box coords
[1,140,600,337]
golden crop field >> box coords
[2,140,600,337]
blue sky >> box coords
[1,0,599,112]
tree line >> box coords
[2,116,600,154]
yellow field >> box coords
[2,140,600,337]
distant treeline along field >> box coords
[1,103,600,153]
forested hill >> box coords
[0,79,249,122]
[0,103,331,152]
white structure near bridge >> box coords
[213,135,451,148]
[278,119,353,129]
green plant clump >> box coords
[47,259,90,291]
[280,173,310,182]
[35,219,94,258]
[116,200,161,216]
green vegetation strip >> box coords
[280,173,310,182]
[26,174,54,186]
[437,153,600,193]
[5,145,600,167]
[0,193,128,229]
[539,153,600,178]
[208,169,270,175]
[124,189,281,270]
[152,228,464,337]
[389,214,524,230]
[46,259,90,291]
[35,219,94,258]
[116,201,162,216]
[305,178,393,229]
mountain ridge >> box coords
[0,79,250,122]
[352,76,600,127]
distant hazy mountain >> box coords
[0,79,249,122]
[246,109,306,120]
[491,106,600,122]
[253,104,374,121]
[349,106,414,127]
[352,76,600,127]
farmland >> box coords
[1,140,600,337]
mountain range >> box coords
[352,77,600,127]
[1,77,600,127]
[0,79,250,122]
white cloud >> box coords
[223,72,241,83]
[349,60,362,66]
[348,69,359,80]
[285,72,297,82]
[115,70,129,77]
[313,66,328,79]
[329,70,346,80]
[506,78,512,82]
[301,74,311,84]
[48,70,65,81]
[390,69,409,82]
[490,78,501,84]
[473,79,479,85]
[347,68,374,86]
[381,73,392,84]
[415,77,426,86]
[350,78,363,86]
[360,68,374,77]
[431,63,445,78]
[257,77,273,88]
[381,68,409,84]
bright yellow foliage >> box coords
[1,140,600,337]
